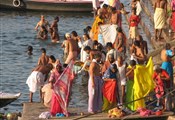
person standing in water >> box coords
[35,15,50,31]
[50,16,60,43]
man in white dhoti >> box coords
[26,64,53,102]
[154,0,167,41]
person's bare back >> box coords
[68,38,78,52]
[38,54,49,66]
[62,40,69,53]
[155,0,167,9]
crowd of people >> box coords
[26,0,175,117]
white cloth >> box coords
[26,71,45,93]
[115,62,126,85]
[136,1,142,16]
[130,54,138,64]
[106,49,116,61]
[100,24,117,45]
[92,0,100,10]
[39,112,51,119]
[78,39,93,62]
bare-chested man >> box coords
[61,33,70,62]
[38,48,49,66]
[154,0,167,41]
[110,7,118,25]
[136,35,148,55]
[35,15,50,31]
[88,54,103,113]
[64,35,78,65]
[131,41,146,64]
[26,64,53,102]
[50,16,60,42]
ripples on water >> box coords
[0,10,93,112]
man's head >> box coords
[71,31,78,38]
[93,40,99,49]
[41,15,45,21]
[54,16,59,22]
[108,54,115,63]
[165,43,171,50]
[136,35,142,41]
[65,33,71,39]
[111,7,116,14]
[102,4,108,9]
[117,27,122,33]
[28,46,33,52]
[131,8,136,15]
[153,64,161,73]
[117,56,123,64]
[27,46,33,55]
[134,40,141,47]
[83,33,90,40]
[97,44,103,51]
[84,46,91,54]
[106,42,113,51]
[41,48,46,53]
[49,55,56,63]
[129,60,136,67]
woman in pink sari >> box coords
[49,63,63,116]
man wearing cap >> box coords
[161,43,174,88]
[61,33,71,62]
[64,32,79,66]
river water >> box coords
[0,1,153,113]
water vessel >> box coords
[0,92,21,108]
[0,0,103,12]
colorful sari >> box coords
[125,79,134,111]
[102,61,117,111]
[51,61,75,116]
[91,16,103,40]
[102,80,117,111]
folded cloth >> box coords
[39,112,51,119]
